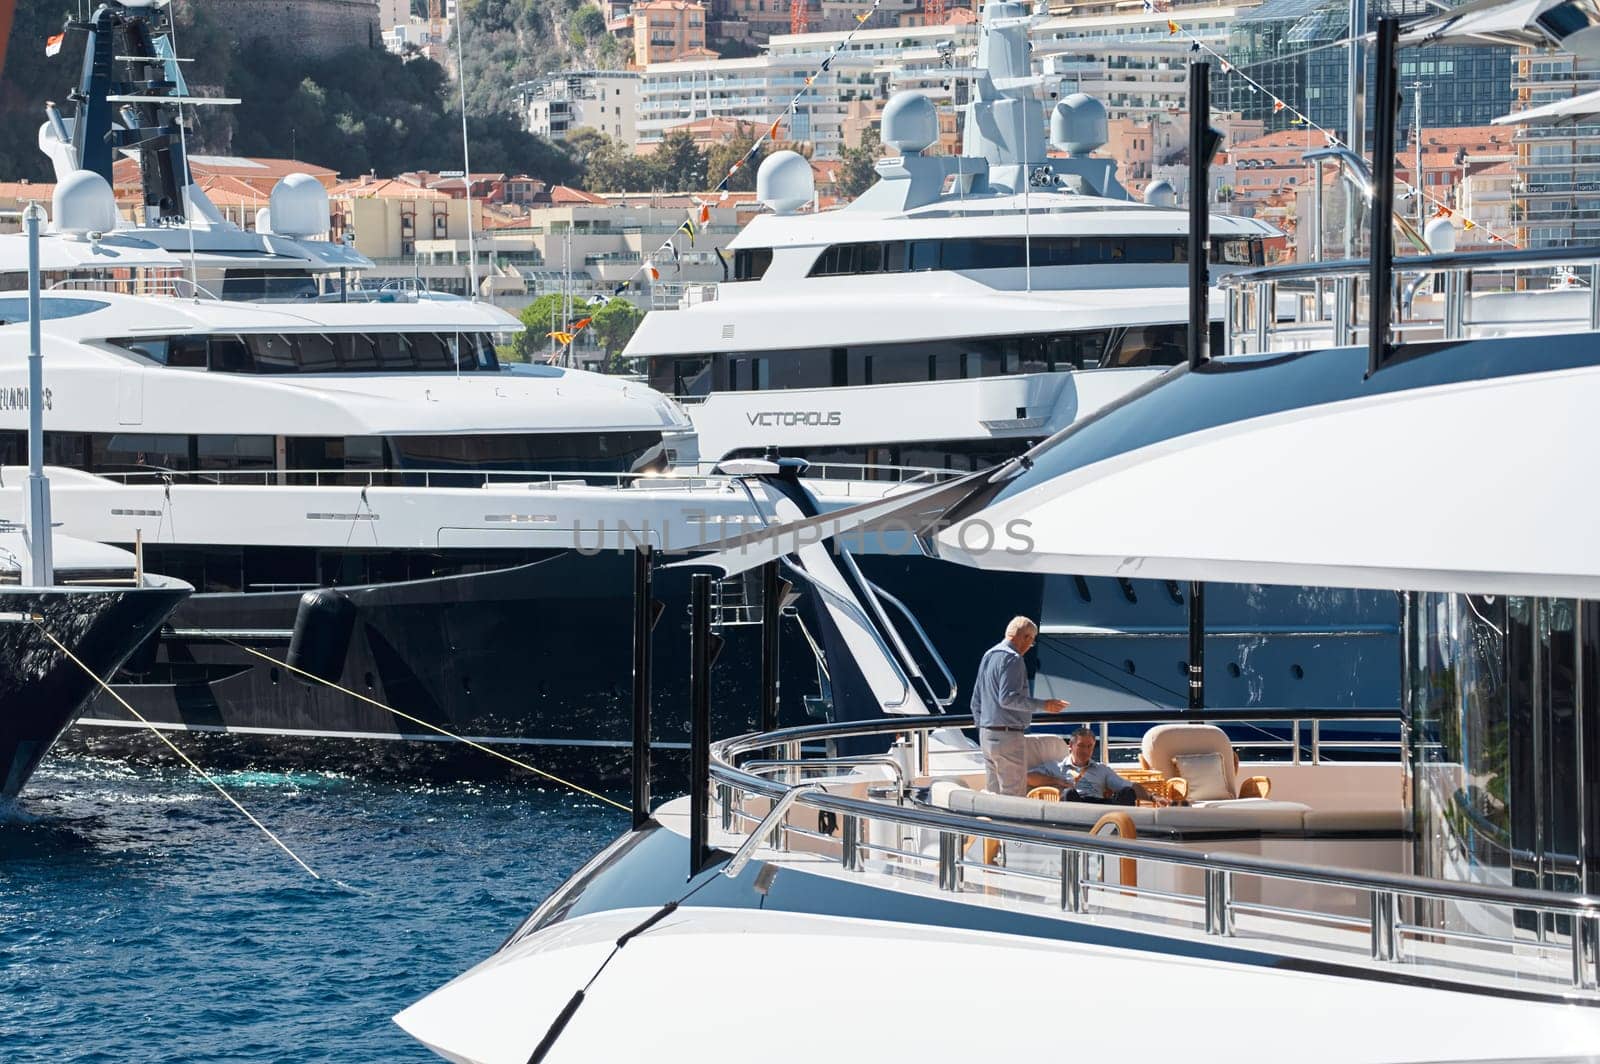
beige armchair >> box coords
[1139,724,1271,803]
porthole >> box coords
[1227,663,1242,678]
[1290,664,1305,680]
[1124,659,1137,675]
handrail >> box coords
[722,782,820,879]
[715,768,1600,920]
[778,559,913,710]
[865,579,959,707]
[715,707,1400,763]
[1221,244,1600,289]
[74,463,957,491]
[704,708,1600,996]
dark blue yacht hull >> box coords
[0,583,189,798]
[68,547,1397,781]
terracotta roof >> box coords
[330,177,450,199]
[548,185,609,205]
[0,181,54,203]
[1472,160,1515,176]
[111,154,338,188]
[195,174,270,207]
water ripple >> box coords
[0,753,627,1063]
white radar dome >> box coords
[52,169,118,240]
[1051,94,1108,157]
[1144,179,1176,207]
[1424,215,1457,254]
[757,150,815,215]
[267,173,330,239]
[255,207,272,233]
[880,92,939,155]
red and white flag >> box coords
[46,33,65,57]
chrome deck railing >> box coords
[707,710,1600,1003]
[77,462,960,491]
[1220,245,1600,355]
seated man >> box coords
[1028,727,1169,806]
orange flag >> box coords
[573,316,593,330]
[769,118,782,140]
[1167,20,1179,33]
[1272,99,1285,113]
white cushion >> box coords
[1173,752,1232,801]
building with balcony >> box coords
[633,0,718,65]
[638,22,976,157]
[1509,50,1600,249]
[519,71,643,146]
[1034,2,1246,121]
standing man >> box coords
[971,616,1068,794]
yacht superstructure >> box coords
[624,0,1389,716]
[396,231,1600,1064]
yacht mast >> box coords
[1346,0,1367,257]
[22,203,53,587]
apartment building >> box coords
[633,0,718,65]
[519,71,643,146]
[638,22,976,156]
[1034,1,1246,120]
[1510,50,1600,249]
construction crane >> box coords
[791,0,809,34]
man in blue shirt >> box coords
[970,616,1068,794]
[1029,727,1169,806]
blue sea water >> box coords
[0,754,627,1063]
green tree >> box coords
[836,128,882,201]
[583,138,657,192]
[514,292,575,361]
[589,298,644,365]
[650,130,707,192]
[567,4,606,43]
[705,124,762,193]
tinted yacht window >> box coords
[732,248,773,281]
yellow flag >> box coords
[1167,19,1180,33]
[1462,218,1476,230]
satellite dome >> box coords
[267,173,330,239]
[880,92,938,155]
[757,150,815,215]
[1051,94,1108,157]
[51,169,118,241]
[255,207,272,233]
[1424,215,1457,254]
[1144,179,1176,207]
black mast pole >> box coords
[1369,17,1400,376]
[1186,60,1211,711]
[1187,60,1211,370]
[759,561,782,734]
[630,547,655,830]
[689,572,713,874]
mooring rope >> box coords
[34,620,324,881]
[200,630,630,813]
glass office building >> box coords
[1226,0,1513,139]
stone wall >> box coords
[205,0,381,60]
